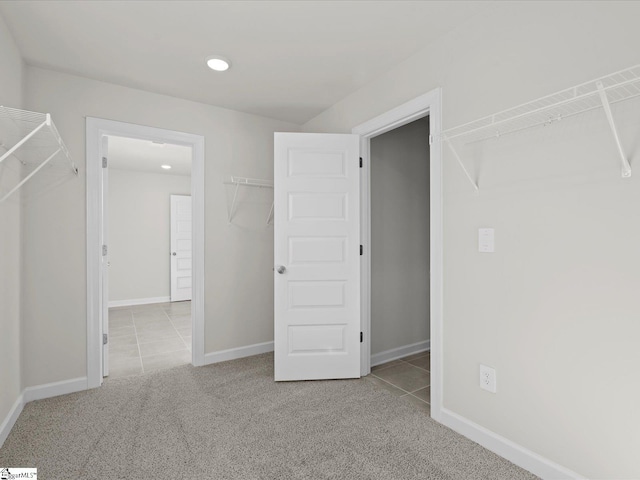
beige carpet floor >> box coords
[0,353,537,479]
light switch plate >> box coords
[478,228,494,253]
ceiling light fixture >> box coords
[161,165,172,170]
[206,56,231,72]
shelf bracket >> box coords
[445,138,479,191]
[227,182,240,224]
[596,81,632,178]
[0,119,48,165]
[266,202,274,226]
[0,148,61,202]
[225,176,274,224]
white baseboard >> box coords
[108,296,171,308]
[1,377,87,448]
[204,341,274,365]
[0,393,24,448]
[438,408,585,480]
[371,340,430,367]
[23,377,87,403]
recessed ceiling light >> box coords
[206,56,231,72]
[161,165,172,170]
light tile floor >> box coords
[107,301,191,379]
[364,351,431,413]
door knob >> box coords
[172,252,177,256]
[276,265,286,274]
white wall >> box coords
[21,66,298,388]
[304,2,640,478]
[0,14,23,438]
[370,117,430,355]
[108,169,191,304]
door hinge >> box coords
[103,333,108,345]
[102,157,108,168]
[359,157,363,168]
[429,135,434,146]
[360,332,363,343]
[360,245,363,256]
[102,245,108,256]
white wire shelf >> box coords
[223,176,274,225]
[440,65,640,189]
[0,106,78,202]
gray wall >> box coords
[0,15,23,436]
[21,66,298,388]
[304,2,640,477]
[370,117,430,356]
[108,169,191,303]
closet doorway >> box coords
[367,117,431,406]
[352,89,442,417]
[86,118,205,389]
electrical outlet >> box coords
[479,364,497,393]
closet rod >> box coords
[441,66,640,144]
[439,64,640,188]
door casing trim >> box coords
[86,117,205,388]
[352,88,443,420]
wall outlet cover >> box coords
[479,364,497,393]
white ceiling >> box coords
[107,136,192,176]
[0,1,498,124]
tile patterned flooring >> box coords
[364,351,431,413]
[107,301,191,379]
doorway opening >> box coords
[105,135,193,378]
[353,89,443,420]
[86,118,205,389]
[366,116,431,405]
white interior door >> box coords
[101,135,109,377]
[170,195,192,302]
[274,132,360,381]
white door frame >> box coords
[101,135,110,376]
[353,88,443,420]
[86,118,206,389]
